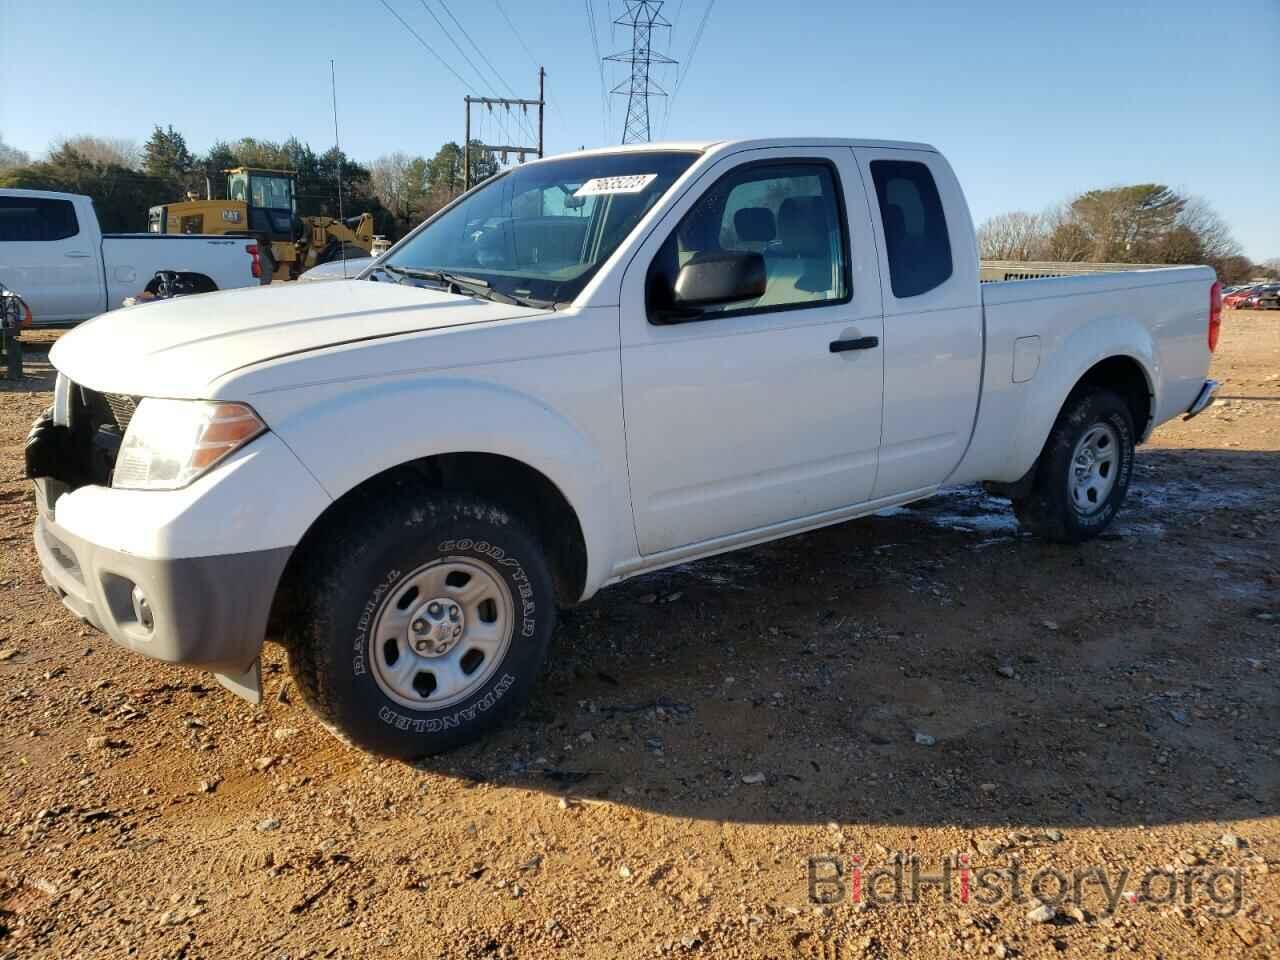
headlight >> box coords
[112,399,266,491]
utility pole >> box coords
[463,68,547,192]
[605,1,676,144]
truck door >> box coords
[619,147,885,556]
[850,147,983,497]
[0,195,105,323]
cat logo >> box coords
[221,210,243,223]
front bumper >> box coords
[1183,378,1220,420]
[34,480,290,693]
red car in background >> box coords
[1239,285,1280,310]
[1223,285,1261,308]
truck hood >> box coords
[50,279,546,397]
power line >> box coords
[585,0,609,144]
[414,0,524,152]
[418,0,498,96]
[375,0,523,160]
[374,0,473,91]
[439,0,513,98]
[486,0,569,145]
[437,0,538,142]
[492,0,541,70]
[673,0,714,98]
[667,0,714,130]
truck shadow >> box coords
[426,446,1279,830]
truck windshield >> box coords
[383,151,700,304]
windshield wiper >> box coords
[373,265,557,310]
[370,264,441,284]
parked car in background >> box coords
[1223,285,1259,308]
[26,137,1221,758]
[0,189,261,325]
[297,256,376,282]
[1241,284,1280,310]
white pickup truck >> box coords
[25,138,1220,758]
[0,189,260,325]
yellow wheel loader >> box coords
[147,168,374,283]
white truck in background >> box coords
[0,189,261,325]
[26,138,1220,759]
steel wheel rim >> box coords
[1068,421,1120,515]
[369,556,513,710]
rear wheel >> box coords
[284,482,555,758]
[1012,389,1135,543]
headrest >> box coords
[883,203,908,241]
[733,207,776,243]
[778,196,829,256]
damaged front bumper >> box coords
[25,392,330,704]
[33,480,289,703]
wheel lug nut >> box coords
[428,602,441,617]
[412,618,427,633]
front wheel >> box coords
[284,484,556,758]
[1012,389,1135,543]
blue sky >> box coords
[1,0,1276,259]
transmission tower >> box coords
[604,1,677,144]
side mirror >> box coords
[672,251,767,310]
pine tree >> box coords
[142,125,194,182]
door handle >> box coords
[829,336,879,353]
[64,251,92,259]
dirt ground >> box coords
[0,313,1276,960]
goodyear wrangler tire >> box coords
[1012,389,1135,544]
[285,486,555,759]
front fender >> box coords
[1004,314,1157,481]
[263,376,623,600]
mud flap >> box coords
[215,659,262,704]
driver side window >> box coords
[647,160,850,322]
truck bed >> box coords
[950,265,1216,487]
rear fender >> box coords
[1002,314,1157,481]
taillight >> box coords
[1208,280,1222,352]
[246,243,261,279]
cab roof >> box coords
[532,137,938,163]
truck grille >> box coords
[63,383,131,487]
[100,393,139,432]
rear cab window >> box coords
[0,196,79,242]
[869,160,952,298]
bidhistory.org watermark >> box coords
[808,854,1244,917]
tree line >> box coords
[977,184,1276,284]
[0,126,501,239]
[5,133,1274,283]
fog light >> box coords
[131,586,154,632]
